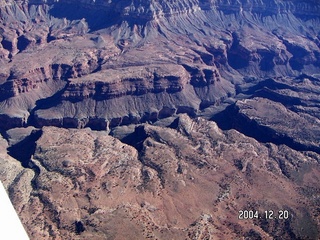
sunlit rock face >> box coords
[0,0,320,239]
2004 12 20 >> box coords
[238,210,290,220]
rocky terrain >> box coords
[0,0,320,239]
[4,115,320,239]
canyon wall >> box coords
[0,0,319,129]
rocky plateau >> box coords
[0,0,320,239]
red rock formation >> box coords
[2,115,319,239]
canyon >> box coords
[0,0,320,239]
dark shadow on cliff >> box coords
[7,129,42,168]
[27,85,67,127]
[7,129,42,190]
[48,3,121,32]
[121,125,149,152]
[211,104,320,154]
[238,78,293,95]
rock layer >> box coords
[0,0,319,129]
[213,75,320,154]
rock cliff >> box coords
[0,0,319,128]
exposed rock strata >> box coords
[213,75,320,154]
[0,0,319,129]
[62,64,191,101]
[229,97,320,153]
